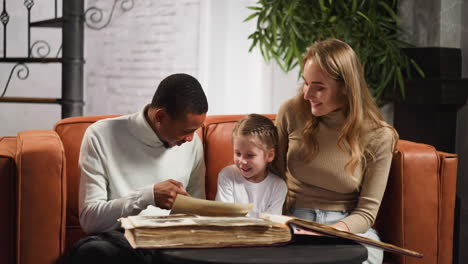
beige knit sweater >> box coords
[276,97,395,234]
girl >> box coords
[215,114,288,218]
[276,39,398,264]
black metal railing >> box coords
[85,0,134,30]
[0,0,134,117]
[1,0,9,58]
[0,0,62,96]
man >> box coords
[69,73,208,263]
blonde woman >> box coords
[276,39,398,264]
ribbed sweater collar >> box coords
[128,105,165,148]
[319,109,346,130]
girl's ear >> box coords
[266,148,275,163]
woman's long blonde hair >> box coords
[298,39,397,174]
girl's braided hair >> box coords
[232,114,284,179]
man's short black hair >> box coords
[151,73,208,119]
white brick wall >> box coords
[0,0,202,135]
[85,0,200,115]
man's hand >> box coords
[153,179,191,209]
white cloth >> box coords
[78,105,205,234]
[215,165,287,218]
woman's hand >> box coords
[330,221,350,232]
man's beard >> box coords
[162,140,172,149]
[162,139,185,149]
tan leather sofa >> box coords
[0,114,457,264]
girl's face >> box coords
[302,59,347,116]
[233,135,274,183]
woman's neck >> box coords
[320,109,345,129]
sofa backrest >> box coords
[53,114,458,264]
[53,114,206,248]
[54,114,275,249]
[54,115,119,249]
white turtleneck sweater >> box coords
[78,106,205,234]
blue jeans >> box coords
[291,208,383,264]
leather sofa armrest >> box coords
[377,140,441,264]
[436,151,457,264]
[0,137,17,263]
[16,130,66,264]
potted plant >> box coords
[245,0,424,106]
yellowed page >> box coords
[123,229,137,248]
[170,195,253,216]
[260,213,423,258]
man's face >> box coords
[156,111,206,148]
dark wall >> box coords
[393,46,468,264]
[454,1,468,264]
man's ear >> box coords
[154,108,167,123]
